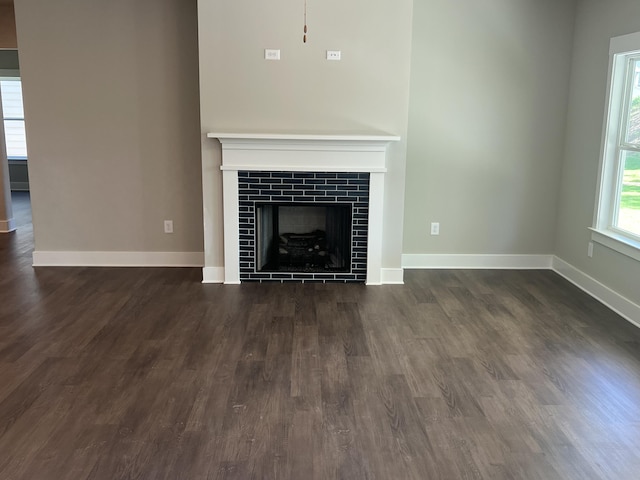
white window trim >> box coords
[589,227,640,262]
[592,31,640,261]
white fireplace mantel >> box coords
[209,132,399,172]
[203,132,400,284]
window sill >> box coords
[589,228,640,262]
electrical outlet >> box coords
[265,49,281,60]
[430,222,440,236]
[326,50,341,61]
[587,241,593,258]
[164,220,174,234]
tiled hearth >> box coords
[203,133,399,284]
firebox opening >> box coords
[256,203,352,273]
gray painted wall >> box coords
[0,49,19,71]
[8,161,28,190]
[197,0,414,271]
[555,0,640,304]
[404,0,576,255]
[13,0,203,252]
[8,0,640,309]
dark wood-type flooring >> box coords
[2,192,640,479]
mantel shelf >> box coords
[207,132,401,144]
[209,131,400,174]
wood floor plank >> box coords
[1,194,640,478]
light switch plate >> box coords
[326,50,341,61]
[265,49,281,60]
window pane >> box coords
[624,59,640,145]
[1,79,27,158]
[3,120,28,158]
[0,80,25,119]
[616,150,640,236]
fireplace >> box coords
[237,170,370,282]
[204,133,399,284]
[256,204,351,273]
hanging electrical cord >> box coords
[303,0,308,43]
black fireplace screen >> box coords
[256,204,351,273]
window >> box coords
[0,78,27,159]
[592,31,640,261]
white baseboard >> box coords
[26,250,640,326]
[551,256,640,328]
[0,218,16,233]
[402,254,553,270]
[32,251,204,267]
[202,267,226,283]
[381,268,404,284]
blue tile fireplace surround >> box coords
[238,171,370,283]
